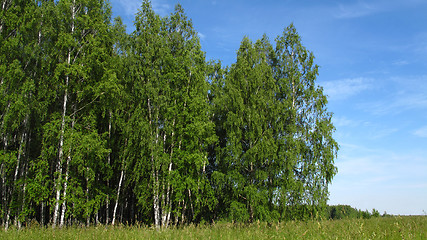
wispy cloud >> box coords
[198,32,207,41]
[116,0,171,16]
[336,147,427,188]
[392,60,410,66]
[362,75,427,115]
[335,2,379,19]
[333,0,426,19]
[368,94,427,115]
[413,32,427,55]
[413,126,427,138]
[117,0,141,16]
[152,0,171,16]
[333,116,360,127]
[370,127,399,139]
[330,145,427,214]
[322,77,373,101]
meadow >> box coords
[1,216,426,239]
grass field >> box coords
[1,216,426,239]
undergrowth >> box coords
[1,216,426,239]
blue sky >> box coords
[110,0,427,215]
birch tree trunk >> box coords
[41,202,45,226]
[152,132,160,228]
[17,162,27,229]
[59,109,75,227]
[52,67,68,228]
[1,104,9,229]
[14,129,28,228]
[0,162,5,226]
[5,115,28,230]
[112,157,125,225]
[106,111,112,224]
[86,166,90,226]
[147,96,161,228]
[161,116,175,228]
[59,153,70,227]
[53,0,76,228]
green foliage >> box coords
[210,25,337,223]
[372,208,380,218]
[327,205,385,220]
[0,0,338,228]
[1,216,426,239]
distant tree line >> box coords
[327,205,391,220]
[0,0,338,229]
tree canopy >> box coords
[0,0,338,229]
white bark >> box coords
[162,117,176,228]
[52,68,68,228]
[291,51,296,109]
[0,102,10,229]
[59,111,74,228]
[15,130,28,229]
[152,130,160,228]
[53,0,76,228]
[153,168,160,228]
[1,162,5,226]
[181,199,186,224]
[112,164,124,225]
[161,161,173,228]
[148,97,161,228]
[188,189,194,220]
[154,126,161,228]
[17,179,26,229]
[5,209,10,231]
[1,104,9,229]
[95,211,99,226]
[6,126,27,230]
[106,111,112,224]
[86,166,90,226]
[165,187,172,227]
[41,201,45,226]
[161,131,173,229]
[59,154,70,227]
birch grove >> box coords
[0,0,337,229]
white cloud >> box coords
[358,75,427,115]
[198,32,206,41]
[335,2,379,19]
[333,0,427,19]
[322,77,373,100]
[116,0,171,16]
[152,1,171,16]
[117,0,141,16]
[413,32,427,55]
[392,60,409,66]
[333,116,360,127]
[364,89,427,116]
[330,145,427,214]
[370,127,399,139]
[413,126,427,138]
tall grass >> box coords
[1,216,426,239]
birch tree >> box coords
[0,0,47,229]
[128,1,216,228]
[45,0,113,227]
[163,4,216,226]
[272,24,338,220]
[211,36,279,222]
[211,25,338,222]
[0,1,338,227]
